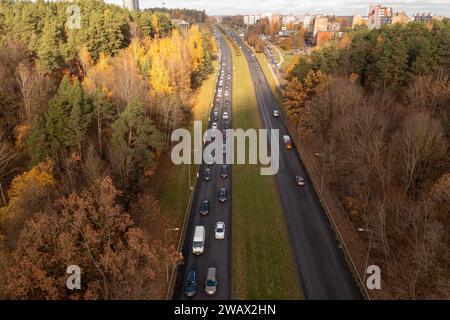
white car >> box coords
[223,112,229,120]
[206,154,214,165]
[273,110,280,118]
[296,175,305,186]
[212,122,218,130]
[225,91,229,96]
[215,222,225,240]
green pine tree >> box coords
[110,99,163,185]
[28,77,93,163]
[37,19,62,71]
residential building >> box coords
[282,15,298,27]
[413,13,445,23]
[327,22,341,32]
[313,16,328,36]
[173,19,190,31]
[244,15,261,26]
[301,14,315,31]
[368,5,393,29]
[123,0,139,11]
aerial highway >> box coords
[226,27,362,300]
[174,27,233,300]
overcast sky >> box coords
[108,0,450,17]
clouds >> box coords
[107,0,450,16]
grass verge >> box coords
[152,60,218,228]
[255,52,283,103]
[226,36,303,300]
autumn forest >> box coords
[282,21,449,299]
[0,0,215,299]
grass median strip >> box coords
[226,36,302,300]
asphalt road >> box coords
[174,28,233,300]
[226,29,362,300]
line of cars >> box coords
[184,48,232,298]
[228,30,306,190]
[271,109,306,187]
[281,134,305,187]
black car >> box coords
[220,165,228,178]
[184,270,197,297]
[224,122,231,129]
[218,187,228,203]
[204,168,212,181]
[200,200,210,216]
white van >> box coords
[193,226,206,255]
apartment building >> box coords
[123,0,139,11]
[313,16,328,36]
[368,5,393,29]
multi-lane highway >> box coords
[225,28,362,300]
[174,27,233,300]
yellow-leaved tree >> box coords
[79,46,94,76]
[187,25,204,72]
[168,29,191,92]
[83,52,112,98]
[152,14,159,38]
[0,161,55,225]
[150,53,172,96]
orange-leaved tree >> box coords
[5,177,165,300]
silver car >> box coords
[215,222,225,240]
[205,267,218,296]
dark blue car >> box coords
[184,270,197,297]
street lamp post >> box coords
[165,227,180,283]
[358,228,374,285]
[189,161,191,191]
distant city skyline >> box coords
[107,0,450,17]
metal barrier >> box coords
[165,173,198,300]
